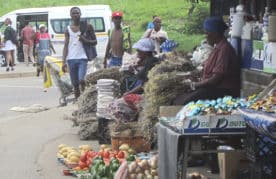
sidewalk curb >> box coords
[0,71,36,79]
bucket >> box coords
[231,5,245,38]
[268,12,276,42]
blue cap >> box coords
[203,16,228,34]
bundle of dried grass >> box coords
[75,85,98,122]
[140,56,196,142]
[85,67,123,85]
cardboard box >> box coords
[218,151,247,179]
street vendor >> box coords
[123,38,159,95]
[174,16,240,105]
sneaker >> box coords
[6,67,9,72]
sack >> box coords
[84,44,97,61]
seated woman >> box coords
[124,38,159,95]
[108,38,159,122]
[174,16,240,105]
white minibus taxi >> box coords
[0,5,112,62]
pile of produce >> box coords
[250,91,276,113]
[141,55,196,142]
[57,144,153,179]
[115,155,158,179]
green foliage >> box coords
[0,0,209,51]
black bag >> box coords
[81,22,97,61]
[83,43,97,61]
[9,27,18,44]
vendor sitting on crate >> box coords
[174,16,241,105]
[123,38,159,95]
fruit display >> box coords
[57,143,138,178]
[57,144,81,167]
[115,155,158,179]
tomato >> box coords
[117,151,125,159]
[103,151,110,158]
[80,155,87,162]
[113,150,118,156]
[86,159,91,166]
[78,161,87,169]
[103,158,110,165]
[84,151,90,157]
[98,151,104,158]
[74,166,81,171]
[87,150,94,158]
[83,167,89,171]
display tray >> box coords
[238,108,276,139]
[159,114,246,135]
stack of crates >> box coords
[245,125,276,179]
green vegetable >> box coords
[126,154,135,162]
[97,165,105,177]
[110,162,120,172]
[110,158,119,165]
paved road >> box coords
[0,76,100,179]
[0,76,60,121]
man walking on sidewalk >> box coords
[62,7,88,99]
[21,21,35,66]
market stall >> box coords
[158,96,255,179]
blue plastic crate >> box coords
[250,58,263,71]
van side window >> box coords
[50,19,71,34]
[86,17,105,32]
[50,17,105,34]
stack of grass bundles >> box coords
[141,57,195,142]
[76,85,98,121]
[86,67,123,85]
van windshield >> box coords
[51,17,105,34]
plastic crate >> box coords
[245,126,276,178]
[250,58,263,71]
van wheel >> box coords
[0,53,6,67]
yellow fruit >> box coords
[119,144,130,151]
[69,156,80,163]
[104,147,112,152]
[60,147,68,154]
[58,144,67,150]
[128,148,136,154]
[100,144,108,150]
[57,153,64,158]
